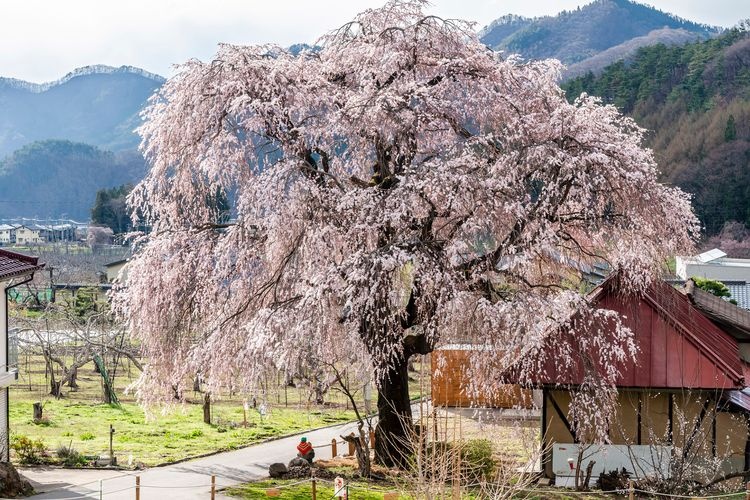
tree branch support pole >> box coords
[109,424,115,466]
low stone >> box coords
[0,462,33,498]
[284,465,314,479]
[287,457,310,468]
[268,462,288,478]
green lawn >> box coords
[11,397,355,466]
[9,340,431,468]
[225,479,403,499]
[10,354,358,467]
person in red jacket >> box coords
[296,437,314,463]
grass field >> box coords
[10,352,430,467]
[9,354,363,467]
[225,478,404,499]
[223,478,618,499]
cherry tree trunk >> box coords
[69,366,79,389]
[49,380,61,398]
[374,353,413,468]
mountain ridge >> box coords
[0,64,165,93]
[0,65,163,156]
[480,0,721,65]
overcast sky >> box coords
[1,0,746,82]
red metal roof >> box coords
[539,278,745,390]
[0,249,44,281]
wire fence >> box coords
[31,470,750,500]
[26,427,750,499]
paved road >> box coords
[22,420,362,499]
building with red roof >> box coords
[0,249,44,460]
[540,278,750,485]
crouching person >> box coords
[297,437,315,463]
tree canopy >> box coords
[115,0,697,466]
[91,184,133,234]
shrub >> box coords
[179,429,203,439]
[56,443,88,467]
[80,432,95,441]
[413,439,495,482]
[11,435,46,464]
[460,439,495,481]
[597,467,630,490]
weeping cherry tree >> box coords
[114,0,698,467]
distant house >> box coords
[0,249,43,460]
[15,225,47,245]
[0,225,20,246]
[676,249,750,309]
[10,223,77,245]
[104,259,129,284]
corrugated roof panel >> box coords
[697,248,727,263]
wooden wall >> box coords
[431,350,533,408]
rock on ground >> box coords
[0,462,33,497]
[287,457,309,468]
[268,462,288,478]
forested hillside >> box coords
[480,0,718,65]
[0,140,146,220]
[564,24,750,235]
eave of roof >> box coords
[0,249,45,281]
[682,279,750,340]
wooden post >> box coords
[109,424,115,466]
[32,402,43,421]
[369,429,375,449]
[629,480,635,500]
[311,478,317,500]
[211,475,216,500]
[203,392,211,424]
[331,438,337,458]
[432,407,438,441]
[135,476,140,500]
[347,439,355,457]
[746,481,750,500]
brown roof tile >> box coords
[0,249,44,281]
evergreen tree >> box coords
[90,184,133,234]
[725,114,737,142]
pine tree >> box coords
[725,114,737,142]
